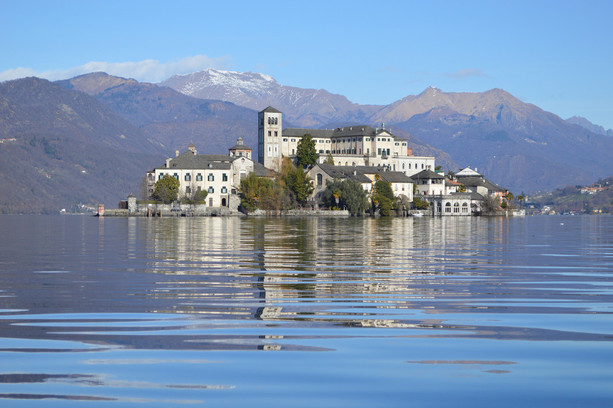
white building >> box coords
[258,107,434,176]
[147,141,268,208]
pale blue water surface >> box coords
[0,215,611,407]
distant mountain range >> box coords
[160,69,382,128]
[1,69,612,213]
[0,77,161,213]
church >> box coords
[257,106,435,176]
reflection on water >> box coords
[0,215,612,407]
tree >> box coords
[322,179,369,216]
[152,175,180,203]
[191,189,208,204]
[296,133,319,168]
[481,194,503,215]
[239,172,290,213]
[324,153,335,165]
[412,196,429,210]
[372,179,396,216]
[281,160,314,206]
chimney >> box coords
[175,150,179,157]
[165,158,171,168]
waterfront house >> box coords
[147,140,269,209]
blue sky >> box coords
[2,0,612,129]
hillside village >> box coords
[123,107,513,217]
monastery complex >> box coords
[140,107,508,216]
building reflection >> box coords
[134,216,506,338]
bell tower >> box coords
[258,106,283,172]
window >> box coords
[208,186,214,193]
[445,202,451,213]
[317,174,323,186]
[196,173,203,181]
[222,173,228,182]
[158,173,164,180]
[185,174,191,181]
[173,173,179,180]
[221,186,227,194]
[186,186,191,194]
[454,202,460,213]
[208,173,214,181]
[274,131,278,137]
[268,131,272,137]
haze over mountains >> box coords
[1,68,612,213]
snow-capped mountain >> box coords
[160,69,381,127]
[162,69,278,100]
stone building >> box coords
[147,140,268,209]
[258,106,434,176]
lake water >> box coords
[0,215,611,407]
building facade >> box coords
[147,141,259,208]
[258,107,435,176]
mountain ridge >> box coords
[0,77,163,213]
